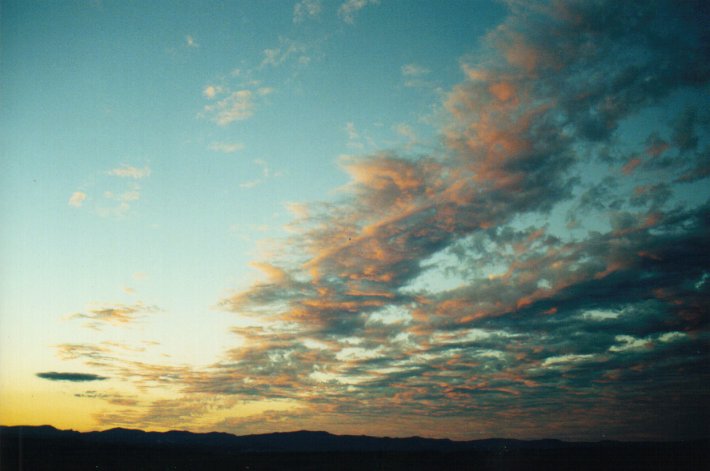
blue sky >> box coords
[1,0,709,441]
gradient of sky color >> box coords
[1,0,709,441]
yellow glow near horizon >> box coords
[0,389,104,430]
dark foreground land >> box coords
[1,426,707,471]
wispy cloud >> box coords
[70,165,151,216]
[240,159,283,189]
[338,0,379,24]
[203,84,224,99]
[401,63,429,77]
[202,87,273,126]
[393,123,417,145]
[69,301,160,329]
[75,390,139,407]
[98,183,143,218]
[209,142,245,154]
[204,90,255,125]
[68,191,87,207]
[108,165,151,179]
[344,121,362,149]
[293,0,322,23]
[401,63,434,88]
[261,38,311,68]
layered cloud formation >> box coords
[61,0,709,440]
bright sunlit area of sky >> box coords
[1,0,709,441]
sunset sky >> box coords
[1,0,709,441]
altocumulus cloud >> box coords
[58,0,710,441]
[36,372,108,382]
[207,0,710,440]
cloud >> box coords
[98,183,143,218]
[68,191,87,207]
[344,121,362,149]
[108,165,151,179]
[209,142,245,154]
[55,342,189,391]
[74,390,139,406]
[239,159,283,189]
[55,0,710,440]
[203,90,254,125]
[36,372,108,382]
[70,165,150,216]
[202,87,273,126]
[69,301,160,329]
[401,63,434,88]
[203,85,224,99]
[401,64,429,77]
[207,0,710,439]
[186,35,198,48]
[338,0,379,24]
[293,0,321,23]
[260,39,310,68]
[394,123,417,144]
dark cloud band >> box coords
[36,371,108,382]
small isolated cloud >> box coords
[186,35,198,48]
[239,159,282,189]
[68,191,87,207]
[394,123,417,143]
[203,85,224,99]
[239,180,259,189]
[401,63,429,77]
[261,39,310,68]
[99,183,142,218]
[344,121,363,149]
[338,0,379,24]
[343,122,375,149]
[209,142,245,154]
[202,87,274,126]
[69,301,160,329]
[36,371,108,382]
[345,121,359,140]
[254,159,280,178]
[104,187,140,203]
[108,165,151,179]
[402,63,434,88]
[293,0,321,23]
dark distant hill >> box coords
[1,425,707,470]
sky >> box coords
[1,0,709,442]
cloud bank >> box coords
[64,0,710,440]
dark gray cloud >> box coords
[36,371,108,382]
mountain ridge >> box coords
[1,424,703,453]
[2,425,707,470]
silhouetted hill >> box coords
[1,425,707,470]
